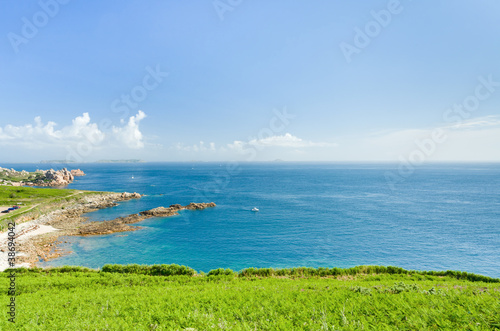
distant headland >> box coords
[39,159,145,164]
[96,159,145,163]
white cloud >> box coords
[360,115,500,161]
[61,113,105,144]
[444,115,500,130]
[226,140,246,152]
[173,141,216,152]
[229,133,336,149]
[0,116,62,144]
[0,111,147,150]
[111,110,146,149]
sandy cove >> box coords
[0,191,216,271]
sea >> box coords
[5,162,500,277]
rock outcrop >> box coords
[185,202,217,210]
[70,169,86,176]
[139,202,216,217]
[139,207,178,217]
[121,192,142,199]
[77,202,217,236]
[0,166,91,186]
[43,168,74,186]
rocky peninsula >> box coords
[0,189,215,268]
[72,202,216,236]
[0,167,86,186]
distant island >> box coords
[96,159,145,163]
[40,160,77,164]
[39,159,145,164]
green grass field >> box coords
[1,265,499,330]
[0,169,44,184]
[0,186,78,206]
[0,186,105,230]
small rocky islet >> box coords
[76,202,217,236]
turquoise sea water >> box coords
[6,163,500,277]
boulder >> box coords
[140,202,216,217]
[71,169,85,176]
[139,207,178,217]
[120,192,142,199]
[185,202,217,210]
[41,168,75,186]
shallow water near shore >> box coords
[6,162,500,277]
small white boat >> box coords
[251,207,259,212]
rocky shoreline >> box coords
[0,192,216,269]
[76,202,216,236]
[0,167,86,187]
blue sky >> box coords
[1,0,499,162]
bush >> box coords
[101,264,196,277]
[350,286,372,295]
[386,282,420,294]
[4,264,498,283]
[207,268,235,276]
[150,264,195,276]
[52,266,94,273]
[102,264,125,273]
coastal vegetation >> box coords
[1,265,499,330]
[0,168,44,183]
[0,186,84,230]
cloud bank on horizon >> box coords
[0,111,147,156]
[1,112,499,162]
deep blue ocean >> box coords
[6,163,500,277]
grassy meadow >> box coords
[0,186,104,230]
[1,265,499,330]
[0,169,44,184]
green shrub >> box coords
[52,266,94,273]
[385,282,420,294]
[4,264,499,283]
[207,268,235,276]
[350,286,372,295]
[101,264,195,276]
